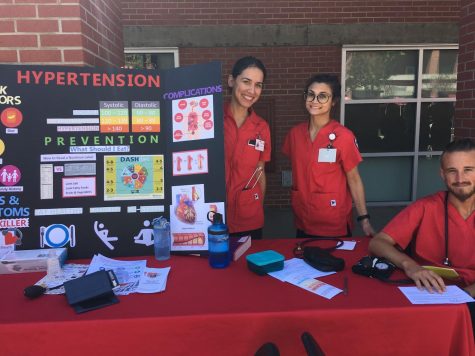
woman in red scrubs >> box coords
[224,57,271,240]
[282,74,374,238]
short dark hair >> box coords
[304,74,341,99]
[440,138,475,166]
[231,56,267,81]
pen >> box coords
[343,276,348,296]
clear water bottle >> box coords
[46,249,64,280]
[207,212,230,268]
[153,217,171,261]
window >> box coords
[342,45,457,204]
[124,47,179,70]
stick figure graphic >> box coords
[94,221,118,250]
[134,220,154,246]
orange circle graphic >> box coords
[0,107,23,128]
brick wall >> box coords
[180,46,342,208]
[456,0,475,138]
[0,0,123,66]
[122,0,460,25]
[79,0,123,66]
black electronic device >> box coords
[63,269,119,313]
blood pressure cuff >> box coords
[352,256,396,281]
[64,270,119,313]
[303,246,345,272]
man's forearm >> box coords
[370,233,447,293]
[369,234,417,271]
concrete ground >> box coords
[263,206,405,239]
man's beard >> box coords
[447,182,475,202]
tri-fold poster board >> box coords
[0,62,226,258]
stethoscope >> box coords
[443,191,451,266]
[327,132,336,149]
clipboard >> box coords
[422,265,460,280]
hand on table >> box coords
[404,263,446,293]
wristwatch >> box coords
[357,214,370,222]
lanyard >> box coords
[443,191,451,266]
[243,166,263,191]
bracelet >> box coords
[357,214,370,222]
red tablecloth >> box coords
[0,238,473,356]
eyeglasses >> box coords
[304,91,332,104]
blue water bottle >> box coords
[207,212,230,268]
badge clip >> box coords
[327,132,336,149]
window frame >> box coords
[341,44,458,205]
[124,47,180,69]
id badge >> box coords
[255,139,265,152]
[318,148,336,163]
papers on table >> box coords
[35,254,171,295]
[294,278,342,299]
[269,258,335,282]
[87,254,170,295]
[87,254,147,295]
[399,285,474,304]
[36,263,89,295]
[268,258,342,299]
[336,240,357,251]
[136,267,171,293]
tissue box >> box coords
[246,250,284,275]
[0,248,67,274]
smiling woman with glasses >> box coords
[282,74,375,239]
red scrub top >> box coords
[282,120,362,236]
[383,191,475,286]
[224,104,271,233]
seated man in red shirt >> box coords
[369,138,475,296]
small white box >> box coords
[0,248,67,274]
